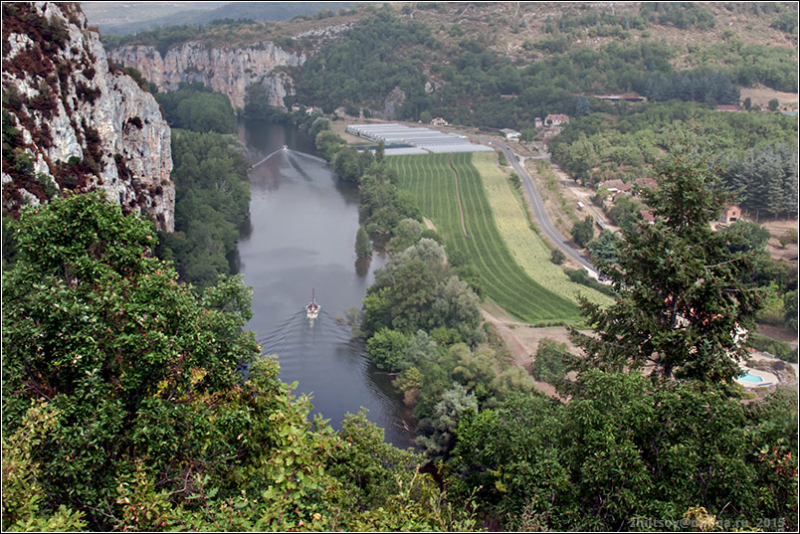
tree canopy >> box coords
[569,157,764,383]
[1,192,479,532]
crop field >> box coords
[471,153,612,308]
[390,153,583,324]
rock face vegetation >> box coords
[1,2,174,230]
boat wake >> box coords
[248,147,284,171]
[255,307,352,357]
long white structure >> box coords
[346,123,494,155]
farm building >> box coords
[598,179,632,196]
[546,114,570,126]
[719,205,742,224]
[500,128,521,141]
[346,123,493,156]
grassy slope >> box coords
[391,153,581,325]
[471,152,612,308]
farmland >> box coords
[389,153,584,324]
[471,152,613,308]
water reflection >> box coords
[236,121,413,448]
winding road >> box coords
[469,134,598,275]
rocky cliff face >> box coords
[2,2,174,231]
[109,41,305,110]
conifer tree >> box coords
[570,157,764,383]
[355,225,372,257]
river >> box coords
[236,121,414,448]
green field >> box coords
[389,153,582,324]
[471,153,612,308]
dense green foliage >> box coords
[446,158,797,531]
[390,153,581,324]
[586,229,622,265]
[1,194,479,532]
[450,375,798,531]
[354,225,372,257]
[549,101,798,191]
[294,8,435,114]
[717,142,799,219]
[151,84,251,287]
[571,157,764,383]
[292,7,795,131]
[363,238,483,342]
[242,82,294,123]
[6,4,798,531]
[158,129,250,287]
[640,2,716,30]
[530,338,568,384]
[312,126,421,236]
[549,247,565,265]
[684,38,799,93]
[2,193,258,527]
[746,333,798,363]
[570,215,594,248]
[156,84,237,134]
[605,195,643,232]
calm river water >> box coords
[236,121,414,448]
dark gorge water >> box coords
[236,121,414,448]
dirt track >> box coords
[481,307,578,400]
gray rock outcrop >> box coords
[2,2,175,230]
[109,41,305,110]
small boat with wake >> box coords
[306,288,320,319]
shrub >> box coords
[550,248,566,265]
[746,333,798,363]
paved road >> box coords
[470,134,597,274]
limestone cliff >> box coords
[109,41,305,110]
[2,2,174,231]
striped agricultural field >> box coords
[471,152,613,308]
[390,153,581,324]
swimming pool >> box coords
[738,372,763,383]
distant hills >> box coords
[81,1,363,35]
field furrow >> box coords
[390,153,582,324]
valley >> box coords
[3,2,798,532]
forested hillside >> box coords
[102,2,797,123]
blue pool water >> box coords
[739,372,763,383]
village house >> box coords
[599,177,658,200]
[719,205,741,224]
[640,210,655,224]
[500,128,521,141]
[632,177,659,196]
[715,104,741,112]
[598,179,632,196]
[545,113,569,126]
[291,104,302,113]
[534,117,543,129]
[430,117,448,127]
